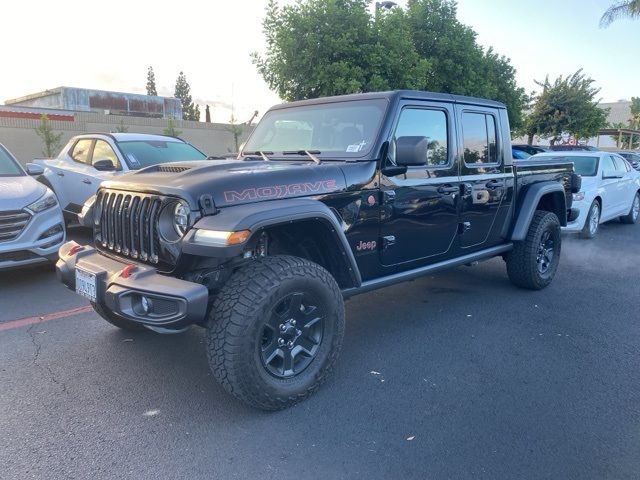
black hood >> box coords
[100,159,374,210]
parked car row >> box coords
[1,131,639,271]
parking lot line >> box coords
[0,305,93,332]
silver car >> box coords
[0,143,65,269]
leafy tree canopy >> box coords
[522,70,609,144]
[253,0,526,130]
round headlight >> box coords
[173,202,190,236]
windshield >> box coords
[564,155,599,176]
[0,145,24,176]
[243,99,388,159]
[117,140,207,169]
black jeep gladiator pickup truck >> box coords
[57,90,579,410]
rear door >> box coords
[600,154,624,217]
[612,155,635,214]
[456,107,510,249]
[379,101,460,267]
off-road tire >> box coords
[506,210,561,290]
[580,200,600,239]
[206,255,345,411]
[620,192,640,224]
[91,302,147,332]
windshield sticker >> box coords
[126,153,140,168]
[346,144,361,153]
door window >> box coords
[70,139,93,164]
[390,108,449,167]
[92,140,120,169]
[601,155,616,176]
[461,112,499,165]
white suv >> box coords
[34,133,209,223]
[0,143,65,269]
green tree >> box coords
[115,119,129,133]
[405,0,526,129]
[253,0,525,131]
[522,70,609,145]
[600,0,640,27]
[146,66,157,96]
[34,114,63,157]
[252,0,429,101]
[226,115,244,152]
[630,96,640,129]
[174,71,198,121]
[163,118,183,137]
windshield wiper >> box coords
[282,150,321,165]
[241,150,272,161]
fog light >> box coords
[38,223,63,240]
[140,296,152,314]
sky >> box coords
[0,0,637,123]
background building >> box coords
[1,87,253,163]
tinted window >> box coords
[92,140,120,169]
[601,155,616,175]
[462,112,498,165]
[0,145,23,176]
[391,108,448,166]
[511,148,531,160]
[71,139,93,164]
[117,140,206,169]
[560,156,599,176]
[243,99,387,158]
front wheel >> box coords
[620,192,640,224]
[206,255,345,411]
[506,210,561,290]
[580,200,600,239]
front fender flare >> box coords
[510,182,567,241]
[182,198,362,287]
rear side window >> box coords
[601,155,616,175]
[391,108,449,166]
[613,156,629,172]
[70,139,93,164]
[461,112,499,165]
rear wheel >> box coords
[506,210,561,290]
[620,192,640,224]
[580,200,600,239]
[206,255,345,411]
[91,302,147,332]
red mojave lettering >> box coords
[224,180,338,203]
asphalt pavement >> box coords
[1,222,639,480]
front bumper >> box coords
[56,241,209,330]
[562,199,588,233]
[0,207,65,270]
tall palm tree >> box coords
[600,0,640,27]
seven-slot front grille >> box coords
[0,210,31,242]
[95,190,163,265]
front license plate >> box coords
[75,267,97,302]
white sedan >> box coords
[531,151,640,238]
[33,133,209,224]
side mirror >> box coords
[25,163,44,176]
[396,136,429,166]
[93,159,116,171]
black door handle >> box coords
[437,185,459,194]
[485,180,504,188]
[56,172,65,177]
[82,178,91,184]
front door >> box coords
[380,103,460,267]
[456,107,509,249]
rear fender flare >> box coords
[510,182,567,241]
